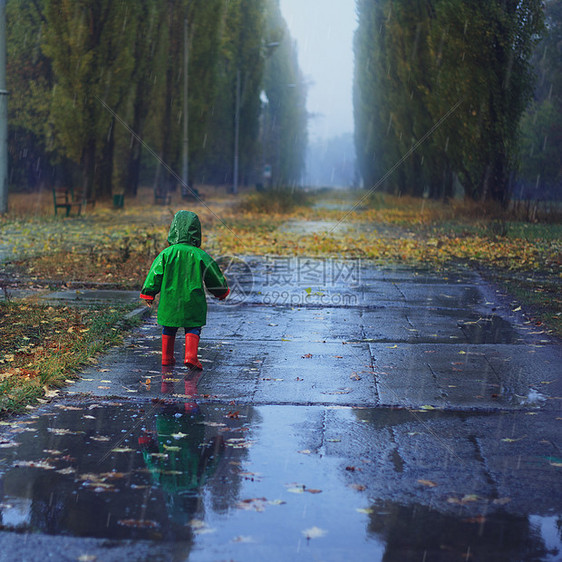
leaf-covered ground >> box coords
[0,302,139,413]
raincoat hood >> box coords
[167,210,201,247]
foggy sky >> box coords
[279,0,357,141]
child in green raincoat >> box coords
[140,210,229,369]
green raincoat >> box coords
[140,211,228,327]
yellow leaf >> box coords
[417,479,438,488]
[302,526,327,539]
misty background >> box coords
[280,0,357,188]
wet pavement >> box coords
[0,258,561,561]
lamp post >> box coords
[231,41,280,195]
[232,68,241,195]
[181,16,189,198]
[0,0,8,215]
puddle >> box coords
[37,290,141,306]
[458,314,520,344]
[0,402,559,560]
[365,501,559,561]
[0,400,249,542]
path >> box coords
[0,258,560,561]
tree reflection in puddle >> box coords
[0,386,249,541]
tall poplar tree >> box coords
[354,0,544,203]
[41,0,136,199]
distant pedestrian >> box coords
[140,210,229,369]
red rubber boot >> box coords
[162,334,176,366]
[184,333,203,370]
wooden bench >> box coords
[53,188,95,216]
[53,187,82,216]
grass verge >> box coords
[0,302,142,415]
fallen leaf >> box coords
[171,432,188,440]
[14,460,56,470]
[447,494,480,505]
[117,519,159,529]
[48,428,83,436]
[236,498,268,512]
[55,405,82,411]
[417,479,437,488]
[501,436,526,443]
[493,497,512,505]
[303,526,327,539]
[232,536,255,543]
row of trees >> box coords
[7,0,308,199]
[354,0,547,203]
[518,0,562,201]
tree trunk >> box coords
[126,136,142,197]
[95,118,115,198]
[81,138,96,201]
[126,81,147,197]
